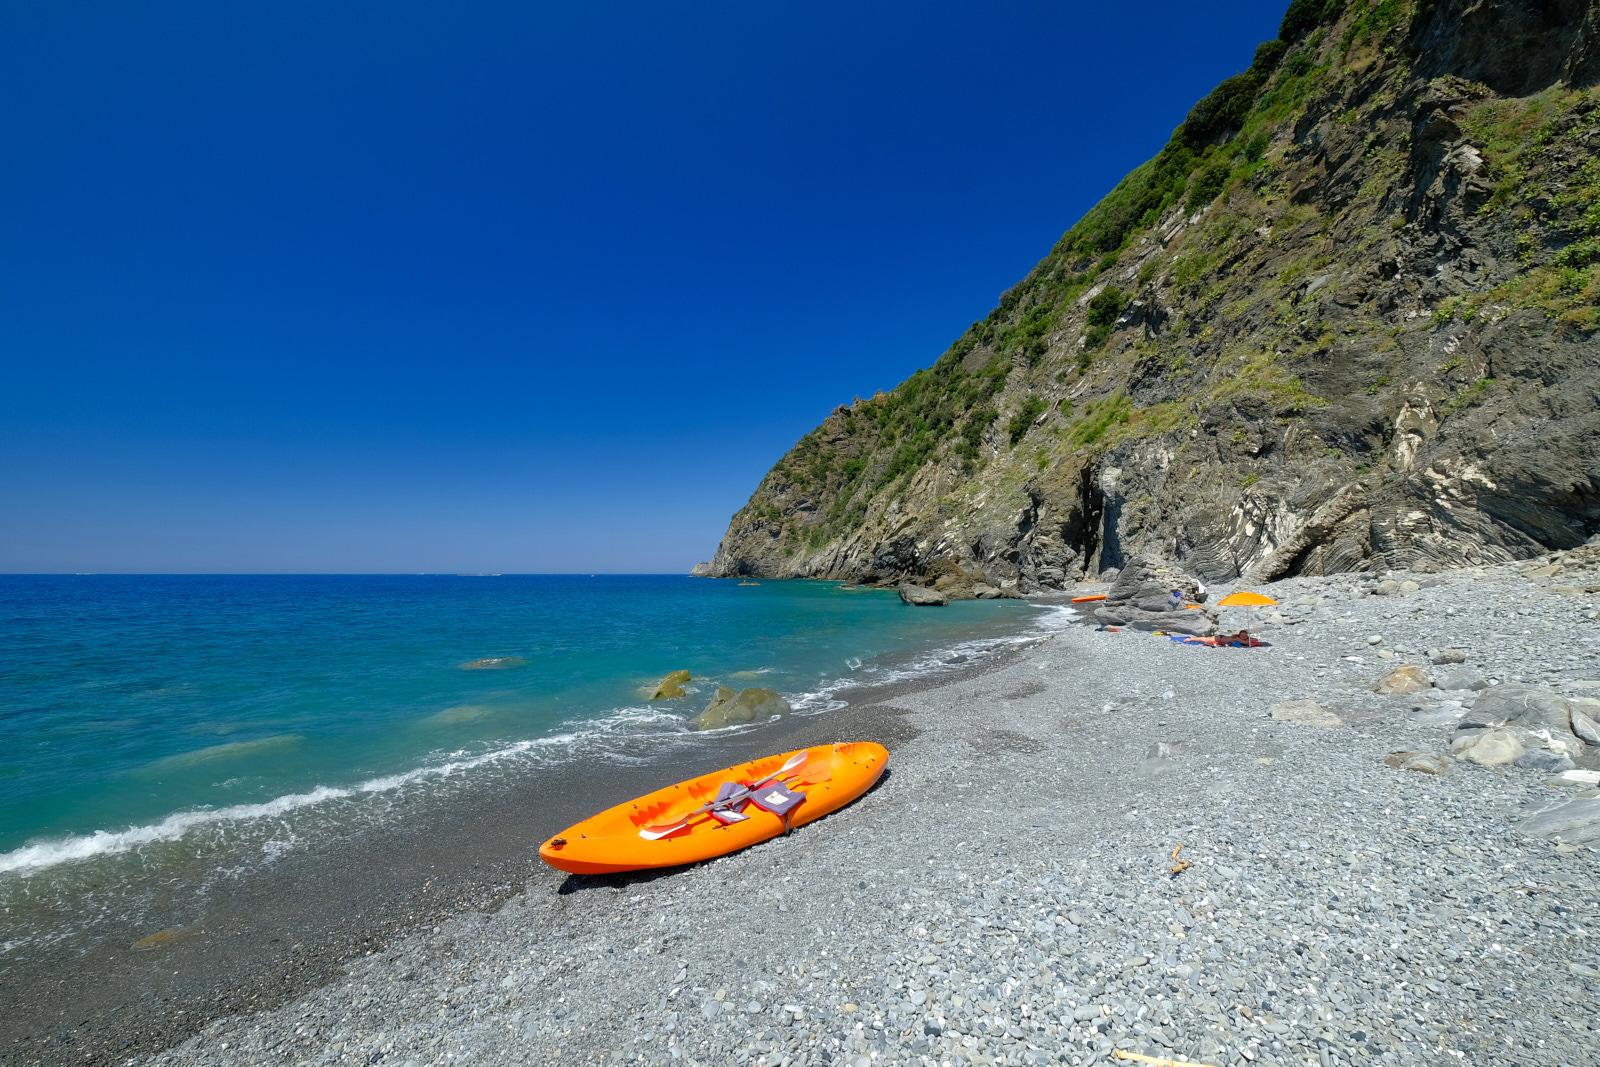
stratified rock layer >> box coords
[705,1,1600,591]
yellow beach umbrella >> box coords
[1216,590,1277,607]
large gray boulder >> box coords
[1093,555,1217,636]
[1449,684,1590,769]
[1517,797,1600,844]
[694,686,792,731]
[1470,684,1576,733]
[898,584,947,606]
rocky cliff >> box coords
[705,0,1600,592]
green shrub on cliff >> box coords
[1007,396,1047,445]
[1280,0,1345,41]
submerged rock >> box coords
[694,686,791,731]
[460,656,527,671]
[898,584,947,606]
[649,669,692,701]
[425,705,492,726]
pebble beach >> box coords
[125,550,1600,1064]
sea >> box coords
[0,573,1061,953]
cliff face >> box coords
[706,0,1600,591]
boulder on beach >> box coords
[1449,728,1526,766]
[694,686,791,731]
[1447,684,1589,770]
[1469,684,1576,734]
[649,669,692,701]
[1091,554,1217,636]
[898,584,947,606]
[460,656,527,671]
[1269,699,1343,728]
[1517,797,1600,844]
[1385,751,1451,775]
[1372,665,1431,695]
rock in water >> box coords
[1269,700,1343,728]
[649,669,692,700]
[1373,665,1432,695]
[898,584,947,606]
[460,656,527,671]
[694,686,791,731]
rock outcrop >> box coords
[694,686,792,731]
[1092,555,1217,635]
[649,670,692,700]
[702,1,1600,590]
[897,584,947,606]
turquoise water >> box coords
[0,575,1048,878]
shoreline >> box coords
[136,551,1599,1066]
[0,610,1051,1066]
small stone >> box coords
[1366,634,1383,646]
[1429,649,1468,665]
[1431,667,1485,692]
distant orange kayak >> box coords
[1070,593,1107,603]
[538,742,888,875]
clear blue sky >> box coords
[1,1,1286,573]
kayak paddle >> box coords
[638,750,807,840]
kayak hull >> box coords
[537,741,888,875]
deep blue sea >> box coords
[0,575,1053,890]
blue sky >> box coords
[1,1,1286,572]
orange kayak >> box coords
[1070,593,1107,603]
[537,741,888,875]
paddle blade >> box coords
[637,820,691,841]
[788,764,833,786]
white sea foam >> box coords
[788,602,1070,713]
[1,606,1062,879]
